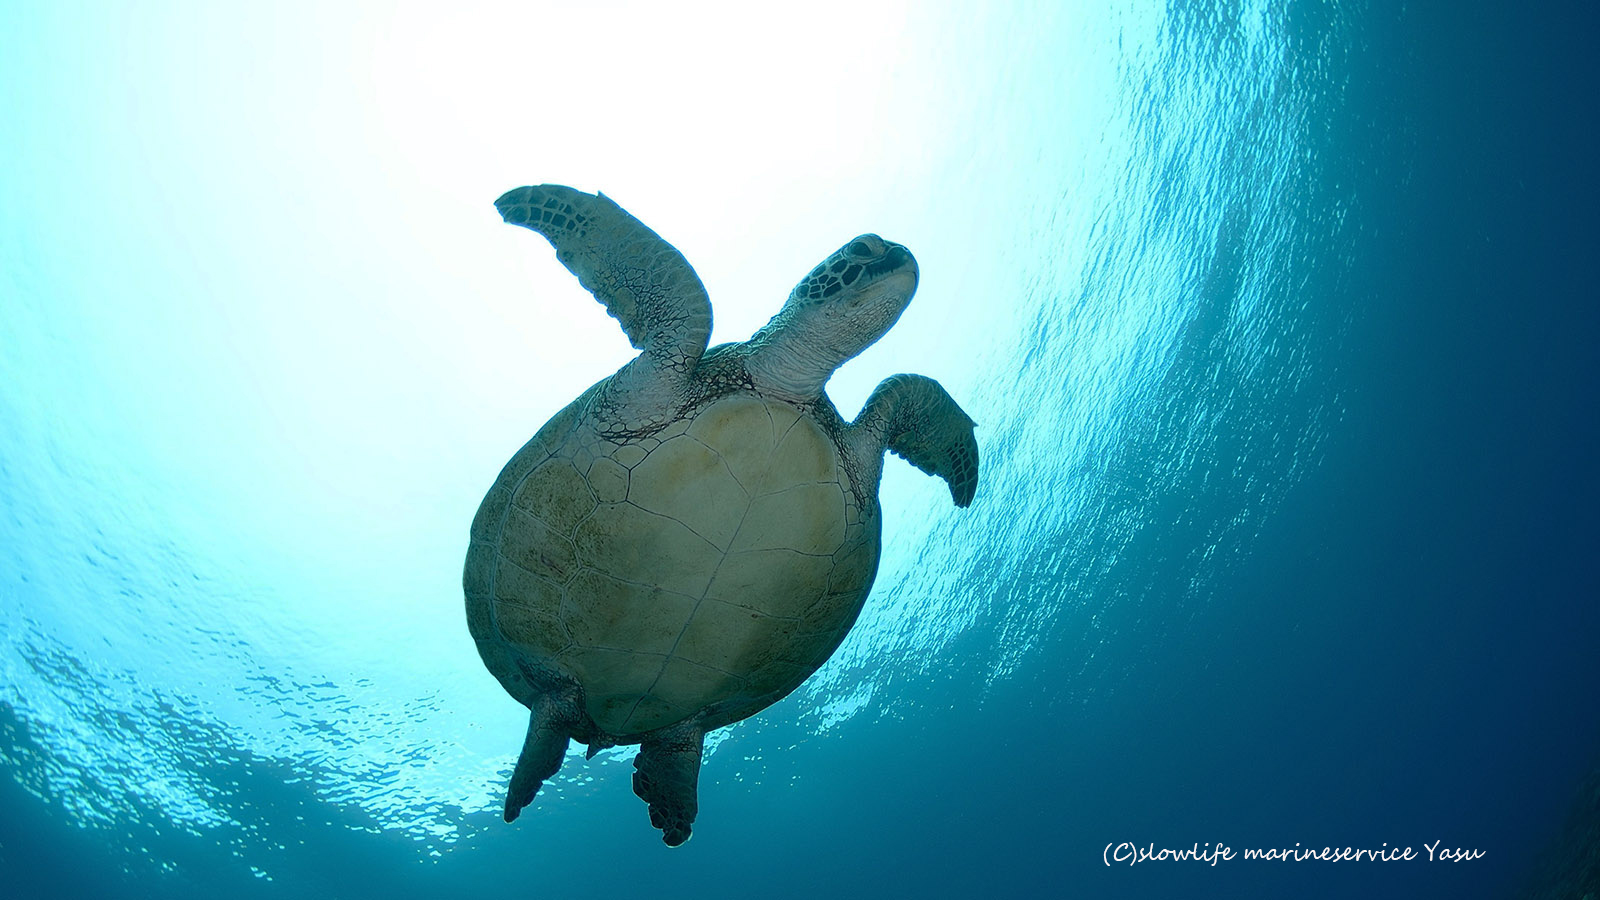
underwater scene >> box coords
[2,1,1596,898]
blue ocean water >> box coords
[2,2,1596,899]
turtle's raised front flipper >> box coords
[632,723,704,847]
[851,374,979,507]
[496,185,712,373]
[503,701,574,823]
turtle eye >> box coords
[847,240,873,258]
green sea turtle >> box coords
[464,184,979,846]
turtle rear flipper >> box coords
[632,723,705,846]
[503,700,576,823]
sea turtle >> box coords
[464,184,979,846]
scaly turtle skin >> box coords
[465,185,979,846]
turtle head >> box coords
[781,234,919,357]
[747,235,919,399]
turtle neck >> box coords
[742,310,851,401]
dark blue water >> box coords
[3,2,1596,898]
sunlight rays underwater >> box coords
[0,0,1353,878]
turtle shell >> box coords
[465,390,880,740]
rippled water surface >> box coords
[4,2,1595,899]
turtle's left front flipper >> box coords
[495,185,712,374]
[851,374,979,507]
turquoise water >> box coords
[3,2,1596,898]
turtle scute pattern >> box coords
[487,393,877,739]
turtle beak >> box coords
[882,244,918,297]
[902,249,920,293]
[867,244,916,287]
